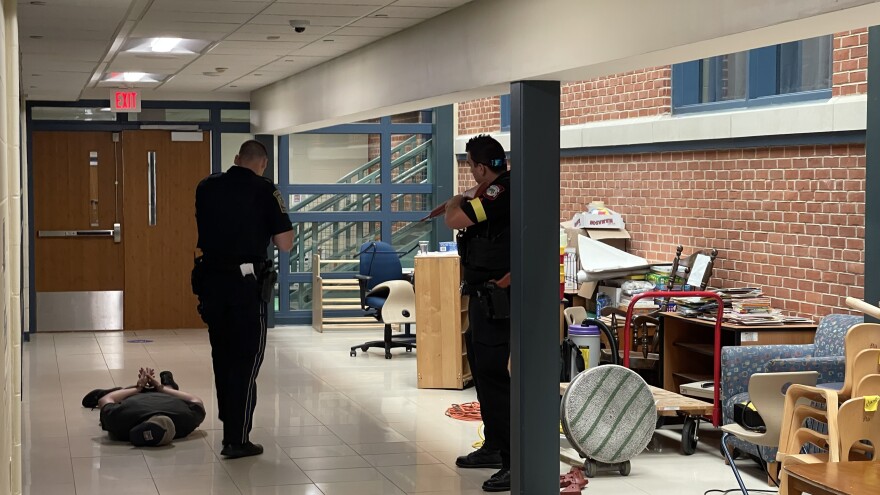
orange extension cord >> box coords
[446,402,486,448]
[445,402,483,421]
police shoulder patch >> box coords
[273,190,288,213]
[482,184,504,200]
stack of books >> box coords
[731,297,774,315]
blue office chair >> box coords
[350,241,417,359]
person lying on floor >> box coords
[82,368,206,448]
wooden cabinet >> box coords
[660,312,817,394]
[415,254,472,389]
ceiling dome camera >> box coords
[289,19,310,33]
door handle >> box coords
[39,222,122,244]
[147,151,157,226]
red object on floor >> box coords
[560,466,588,493]
[445,402,483,421]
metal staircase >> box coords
[288,136,433,313]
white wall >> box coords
[220,133,254,173]
[252,0,880,134]
[0,1,22,493]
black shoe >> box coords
[482,469,510,492]
[455,446,502,469]
[221,442,263,459]
[81,387,122,408]
[159,371,179,390]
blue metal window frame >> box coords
[275,114,438,325]
[24,99,250,335]
[500,94,511,132]
[672,39,832,114]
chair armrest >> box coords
[765,356,845,385]
[721,344,816,405]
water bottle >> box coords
[596,292,611,317]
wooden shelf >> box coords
[416,255,469,390]
[673,372,712,383]
[674,342,714,357]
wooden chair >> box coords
[779,395,880,494]
[776,324,880,466]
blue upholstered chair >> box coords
[719,313,863,463]
[349,241,416,359]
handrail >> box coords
[291,138,431,213]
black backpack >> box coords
[560,338,586,382]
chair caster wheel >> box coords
[385,353,392,359]
[361,346,368,352]
[350,351,357,357]
[406,347,412,352]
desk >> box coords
[785,462,880,495]
[660,312,817,393]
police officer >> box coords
[444,134,511,492]
[193,140,293,459]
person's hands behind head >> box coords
[136,369,150,392]
[147,373,165,392]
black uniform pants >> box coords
[201,268,267,446]
[466,295,511,469]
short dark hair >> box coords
[465,134,506,170]
[238,140,268,160]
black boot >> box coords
[221,442,263,459]
[82,387,122,408]
[455,445,502,469]
[159,371,179,390]
[482,469,510,492]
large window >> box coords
[273,112,438,323]
[672,35,832,113]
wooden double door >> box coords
[33,130,208,330]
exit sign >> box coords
[112,90,140,112]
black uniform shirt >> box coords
[100,393,206,440]
[459,171,511,284]
[196,166,293,261]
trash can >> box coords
[568,324,601,371]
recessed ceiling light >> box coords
[103,72,162,83]
[150,37,181,53]
[267,35,281,40]
[29,35,43,39]
[122,72,146,82]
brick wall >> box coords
[833,28,868,96]
[458,97,500,135]
[560,67,671,125]
[560,145,865,318]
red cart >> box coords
[621,290,724,455]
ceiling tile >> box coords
[250,14,354,27]
[108,52,199,72]
[141,10,254,24]
[21,39,109,59]
[264,3,378,17]
[371,5,449,18]
[350,16,423,28]
[333,25,403,36]
[274,0,389,4]
[131,21,241,37]
[150,0,270,14]
[392,0,472,7]
[210,40,306,56]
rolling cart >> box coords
[621,290,724,455]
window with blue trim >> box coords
[500,94,510,132]
[672,35,832,113]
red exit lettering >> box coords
[113,91,139,111]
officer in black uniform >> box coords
[192,140,293,459]
[444,134,511,492]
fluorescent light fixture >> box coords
[150,37,181,53]
[102,72,163,83]
[123,72,146,82]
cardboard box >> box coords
[572,211,625,230]
[561,220,631,298]
[598,285,622,306]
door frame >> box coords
[25,100,251,335]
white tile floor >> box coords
[23,327,768,494]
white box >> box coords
[598,285,622,306]
[680,381,715,400]
[572,211,625,230]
